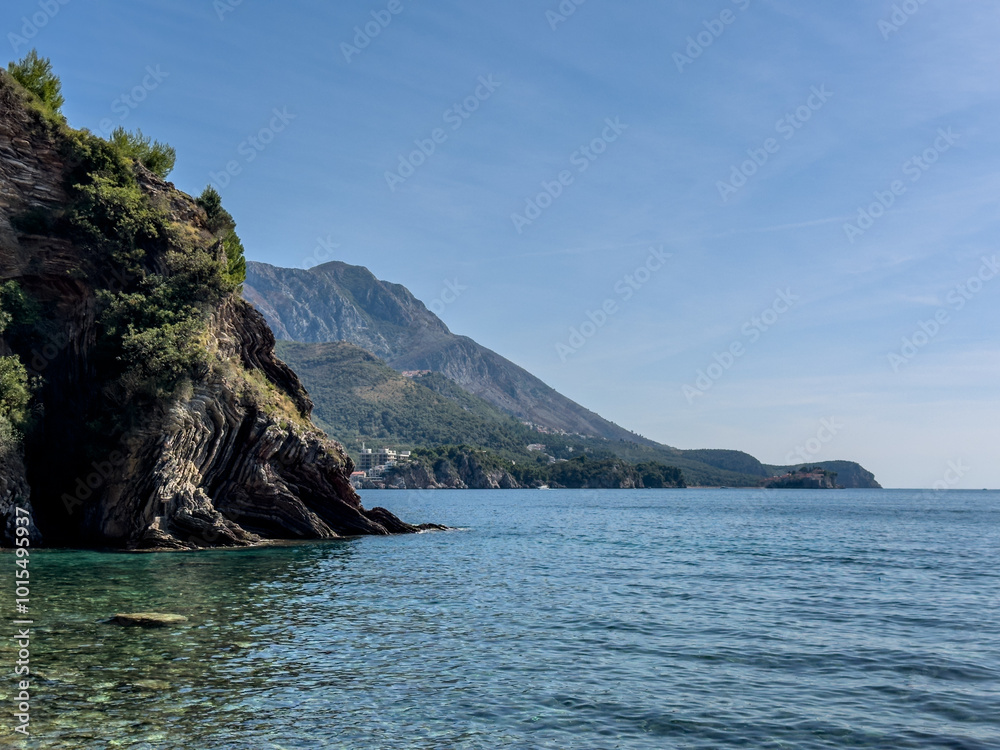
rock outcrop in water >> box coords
[0,70,428,549]
[377,451,521,490]
[762,467,840,490]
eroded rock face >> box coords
[0,71,425,549]
[0,448,40,546]
[382,453,520,491]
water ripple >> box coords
[1,489,998,748]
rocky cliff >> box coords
[762,468,840,490]
[380,453,520,490]
[0,70,429,548]
[764,460,879,489]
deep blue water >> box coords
[2,489,999,749]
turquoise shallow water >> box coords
[2,488,999,749]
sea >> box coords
[2,489,999,749]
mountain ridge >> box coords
[245,260,656,446]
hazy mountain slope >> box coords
[245,261,652,444]
[274,340,880,488]
[273,340,534,455]
[248,263,881,489]
[680,449,771,478]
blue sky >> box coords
[6,0,998,488]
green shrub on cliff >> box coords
[0,283,33,442]
[8,50,64,117]
[69,173,162,270]
[0,282,38,333]
[195,186,232,233]
[108,127,176,179]
[0,54,257,441]
[56,129,228,404]
[0,357,30,430]
[221,228,247,285]
[97,246,235,393]
[0,282,42,361]
[0,284,31,445]
[196,187,246,286]
[63,131,239,405]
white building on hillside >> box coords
[357,445,411,473]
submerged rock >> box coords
[130,679,171,691]
[107,613,189,628]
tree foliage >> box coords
[0,356,30,429]
[195,186,233,233]
[69,174,161,268]
[8,49,64,115]
[635,462,686,488]
[0,282,34,444]
[97,248,233,392]
[0,282,31,436]
[222,229,247,286]
[108,127,176,179]
[385,445,686,489]
[197,186,246,285]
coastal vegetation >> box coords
[275,340,692,488]
[0,282,35,453]
[107,127,176,179]
[762,466,840,489]
[4,51,248,433]
[7,49,64,119]
[380,444,687,489]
